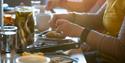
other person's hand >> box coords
[46,0,67,10]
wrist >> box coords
[80,28,91,42]
[77,26,85,37]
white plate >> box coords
[16,56,51,63]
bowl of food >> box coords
[16,52,50,63]
[45,31,65,40]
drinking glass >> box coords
[31,0,50,36]
[31,0,41,26]
[31,0,49,25]
[31,0,41,6]
[0,26,17,63]
[0,26,17,52]
[31,0,41,14]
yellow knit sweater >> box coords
[103,0,125,36]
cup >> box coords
[31,0,41,6]
[36,13,51,32]
[35,5,46,13]
[0,26,17,53]
[0,26,17,63]
[31,0,41,15]
[4,14,14,26]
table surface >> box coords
[70,53,87,63]
[2,8,87,63]
[0,36,87,63]
[0,51,87,63]
[0,25,87,63]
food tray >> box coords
[17,37,80,53]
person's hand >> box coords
[49,14,70,29]
[55,19,84,37]
[46,0,67,10]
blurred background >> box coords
[4,0,47,6]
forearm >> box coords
[60,13,100,23]
[72,13,104,32]
[56,12,104,31]
[74,13,101,25]
[58,0,97,12]
[85,30,124,59]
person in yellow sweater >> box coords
[49,0,125,63]
[46,0,105,12]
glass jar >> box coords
[15,6,34,49]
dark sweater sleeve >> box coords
[85,19,125,59]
